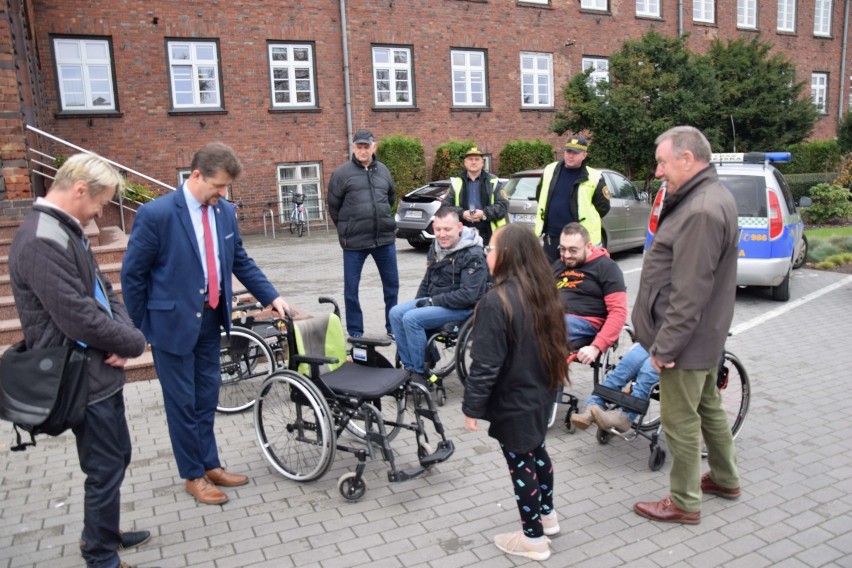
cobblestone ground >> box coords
[1,232,851,567]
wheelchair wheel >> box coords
[254,370,336,481]
[718,351,750,439]
[649,445,666,471]
[344,387,407,442]
[218,326,276,413]
[338,472,367,501]
[454,319,474,385]
[596,428,611,445]
[638,383,661,432]
[602,325,635,376]
[425,330,458,379]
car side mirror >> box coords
[639,192,649,203]
[797,196,812,208]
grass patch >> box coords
[805,225,852,239]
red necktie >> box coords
[201,205,219,309]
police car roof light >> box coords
[710,152,791,164]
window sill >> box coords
[579,8,610,16]
[167,108,228,116]
[450,106,492,112]
[268,107,323,114]
[517,1,554,8]
[736,26,759,33]
[372,106,419,112]
[55,110,123,119]
[635,14,663,20]
[520,107,555,112]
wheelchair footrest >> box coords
[592,384,649,415]
[419,440,455,467]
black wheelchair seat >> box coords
[322,365,408,399]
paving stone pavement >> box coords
[1,232,851,567]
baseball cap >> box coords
[464,146,484,158]
[564,136,589,153]
[352,129,375,144]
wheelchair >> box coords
[253,297,455,501]
[421,316,473,406]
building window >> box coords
[693,0,715,22]
[268,43,316,108]
[277,163,323,222]
[777,0,796,32]
[737,0,757,28]
[636,0,661,17]
[52,37,117,112]
[451,49,488,107]
[372,46,414,107]
[811,73,828,114]
[580,0,608,10]
[520,52,553,108]
[177,169,191,186]
[582,57,609,93]
[167,40,221,109]
[814,0,832,36]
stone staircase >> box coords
[0,217,156,382]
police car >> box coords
[645,152,811,302]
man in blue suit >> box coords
[121,142,288,505]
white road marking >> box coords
[731,275,852,336]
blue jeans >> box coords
[389,299,472,373]
[585,343,658,421]
[74,390,132,568]
[343,243,400,336]
[565,314,599,346]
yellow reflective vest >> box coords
[451,176,507,233]
[535,163,604,245]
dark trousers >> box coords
[542,234,561,263]
[342,243,399,336]
[501,441,555,538]
[152,307,223,479]
[74,389,132,568]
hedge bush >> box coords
[431,140,475,181]
[496,140,554,177]
[801,183,852,225]
[838,113,852,154]
[785,173,836,202]
[833,153,852,190]
[376,135,426,208]
[778,140,842,174]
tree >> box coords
[708,37,817,152]
[376,135,426,208]
[552,32,720,185]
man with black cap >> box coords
[328,129,400,338]
[535,135,611,262]
[446,146,508,246]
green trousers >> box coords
[659,367,740,512]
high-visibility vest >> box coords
[451,176,507,232]
[535,163,603,244]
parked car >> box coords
[645,152,811,302]
[503,168,652,253]
[395,178,508,250]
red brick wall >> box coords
[17,0,850,230]
[0,3,31,202]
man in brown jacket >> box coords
[631,126,741,525]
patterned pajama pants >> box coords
[500,441,554,538]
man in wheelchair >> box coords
[389,206,488,383]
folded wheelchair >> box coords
[253,297,455,501]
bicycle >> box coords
[217,298,289,413]
[289,193,307,237]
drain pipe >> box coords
[838,0,849,123]
[678,0,683,36]
[339,0,353,156]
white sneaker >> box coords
[541,511,560,536]
[494,531,551,561]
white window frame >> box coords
[372,46,414,107]
[53,37,116,112]
[277,163,323,222]
[451,49,488,108]
[737,0,757,28]
[582,57,610,93]
[811,73,828,114]
[814,0,832,36]
[268,43,316,108]
[177,169,191,187]
[580,0,608,10]
[777,0,796,32]
[636,0,661,18]
[520,52,553,108]
[693,0,715,22]
[167,40,221,109]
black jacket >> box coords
[461,282,555,452]
[447,171,507,244]
[416,227,487,309]
[9,203,147,404]
[327,154,397,250]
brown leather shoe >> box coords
[634,496,700,524]
[205,467,249,487]
[701,472,741,499]
[185,477,229,505]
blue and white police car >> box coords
[645,152,811,302]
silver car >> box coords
[504,168,652,253]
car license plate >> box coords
[404,210,423,219]
[511,213,535,223]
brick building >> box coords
[1,0,849,229]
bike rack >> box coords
[263,208,276,239]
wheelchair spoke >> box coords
[218,327,276,413]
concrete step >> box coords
[0,318,22,346]
[0,283,125,320]
[125,349,157,383]
[0,222,119,276]
[0,261,122,297]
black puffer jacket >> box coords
[416,227,487,309]
[327,154,397,250]
[9,203,147,404]
[461,282,554,452]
